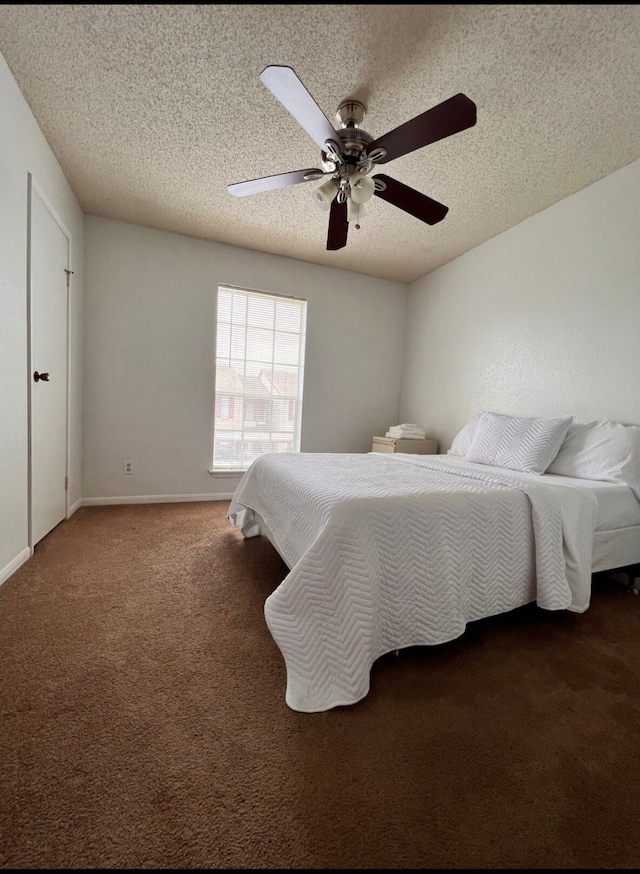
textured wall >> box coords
[82,217,407,501]
[400,157,640,451]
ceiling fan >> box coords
[228,66,477,251]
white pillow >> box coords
[447,414,482,456]
[547,420,640,499]
[465,411,574,474]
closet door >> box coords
[30,182,70,546]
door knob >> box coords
[34,371,50,382]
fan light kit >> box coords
[228,66,477,251]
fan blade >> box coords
[228,168,321,197]
[372,174,448,225]
[368,93,476,164]
[327,198,348,250]
[260,65,338,151]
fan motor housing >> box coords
[337,126,373,156]
[321,127,374,171]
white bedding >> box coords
[438,455,640,531]
[543,477,640,531]
[228,452,600,713]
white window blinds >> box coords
[213,285,307,471]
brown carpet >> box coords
[1,502,639,869]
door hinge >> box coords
[65,268,74,287]
[65,476,68,491]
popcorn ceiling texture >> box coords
[0,4,639,283]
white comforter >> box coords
[228,452,598,713]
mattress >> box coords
[441,455,640,532]
[256,455,640,575]
[537,475,640,532]
[592,526,640,573]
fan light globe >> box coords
[350,171,375,204]
[347,199,366,225]
[314,178,339,211]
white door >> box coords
[30,184,69,547]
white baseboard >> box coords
[81,493,235,506]
[0,547,31,587]
[68,498,83,516]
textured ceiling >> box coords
[1,4,640,283]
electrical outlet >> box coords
[123,460,133,475]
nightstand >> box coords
[372,436,438,454]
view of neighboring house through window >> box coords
[213,285,307,471]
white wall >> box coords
[82,216,407,501]
[400,158,640,452]
[0,52,83,582]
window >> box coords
[213,285,307,471]
[216,396,234,419]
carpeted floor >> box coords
[1,501,639,869]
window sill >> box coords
[208,469,246,478]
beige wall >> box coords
[82,216,407,501]
[0,51,84,583]
[400,158,640,452]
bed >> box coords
[227,414,640,713]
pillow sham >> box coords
[447,414,482,456]
[465,411,574,475]
[547,420,640,499]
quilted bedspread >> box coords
[228,452,598,712]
